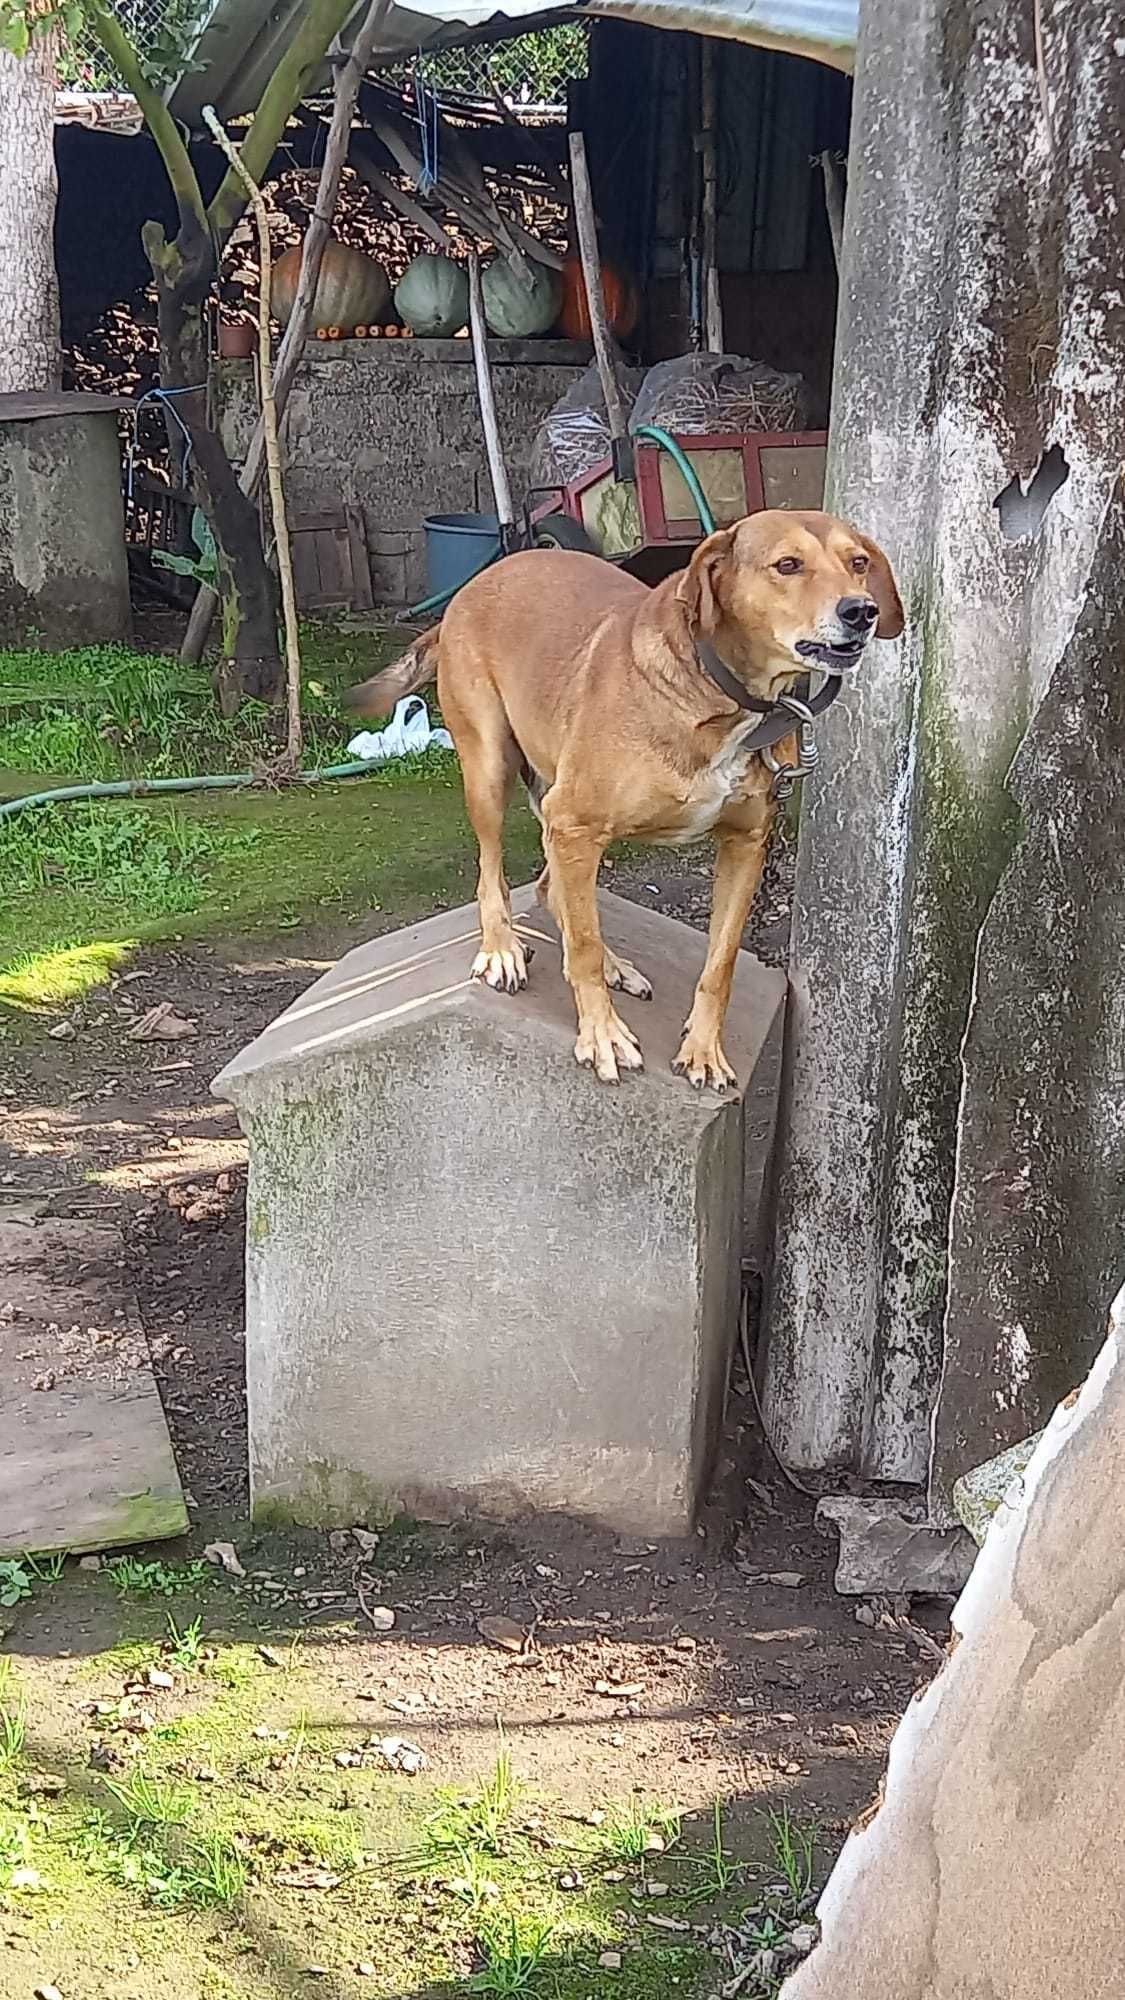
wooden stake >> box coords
[203,105,303,771]
[181,0,392,666]
[819,150,845,272]
[700,41,724,353]
[467,250,514,540]
[567,130,631,462]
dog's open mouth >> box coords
[795,637,868,673]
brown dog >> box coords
[347,511,903,1088]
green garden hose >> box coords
[0,760,383,823]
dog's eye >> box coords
[774,556,802,576]
[851,553,870,574]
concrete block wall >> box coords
[216,339,589,607]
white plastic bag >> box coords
[347,695,454,764]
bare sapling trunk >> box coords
[0,34,60,391]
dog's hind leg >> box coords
[541,802,643,1084]
[447,685,527,993]
[537,863,652,999]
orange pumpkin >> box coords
[556,256,639,341]
[270,237,390,337]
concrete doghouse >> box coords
[213,890,785,1538]
[0,391,131,645]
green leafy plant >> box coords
[105,1768,194,1829]
[601,1794,682,1863]
[470,1913,554,1995]
[0,1671,27,1772]
[164,1612,205,1671]
[105,1558,210,1599]
[0,1562,31,1609]
[23,1551,66,1583]
[424,1734,519,1859]
[153,507,221,591]
[766,1805,817,1911]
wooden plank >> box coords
[346,507,374,610]
[0,1207,188,1557]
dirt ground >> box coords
[0,835,947,1997]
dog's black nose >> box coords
[837,595,878,631]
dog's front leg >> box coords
[542,806,643,1084]
[675,815,771,1092]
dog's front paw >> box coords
[574,1006,644,1084]
[471,935,529,993]
[672,1024,738,1093]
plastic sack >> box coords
[531,351,645,488]
[347,695,454,764]
[630,352,806,437]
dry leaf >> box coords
[275,1866,341,1891]
[129,1002,198,1042]
[477,1614,530,1653]
[595,1680,646,1698]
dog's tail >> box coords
[343,625,441,719]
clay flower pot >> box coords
[218,321,256,359]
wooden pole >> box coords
[467,250,515,544]
[567,129,632,471]
[819,150,845,272]
[700,41,724,353]
[181,0,392,666]
[203,106,303,770]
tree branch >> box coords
[85,0,205,230]
[206,0,356,249]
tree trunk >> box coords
[0,35,61,391]
[146,213,281,706]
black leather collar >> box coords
[695,639,844,752]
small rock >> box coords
[35,1986,64,2000]
[146,1668,174,1690]
[766,1571,806,1588]
[203,1541,246,1577]
[855,1603,877,1628]
[47,1021,76,1041]
[11,1867,42,1890]
[78,1555,101,1572]
[595,1679,645,1699]
[365,1606,396,1633]
[643,1832,666,1854]
[18,1774,65,1798]
[377,1737,426,1775]
[328,1531,351,1552]
[352,1528,380,1554]
[558,1869,584,1891]
[788,1923,819,1955]
[674,1635,697,1653]
[644,1879,670,1898]
[32,1372,56,1393]
[258,1645,285,1667]
[598,1951,622,1970]
[356,1966,377,1980]
[646,1914,689,1933]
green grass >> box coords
[469,1912,555,1994]
[0,626,544,1019]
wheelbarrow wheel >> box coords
[534,515,599,556]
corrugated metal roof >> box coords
[168,0,855,128]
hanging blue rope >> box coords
[413,51,439,195]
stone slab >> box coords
[0,406,131,644]
[816,1496,975,1598]
[0,1207,188,1556]
[782,1286,1125,2000]
[214,889,785,1538]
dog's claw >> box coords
[604,949,653,1001]
[471,942,528,994]
[672,1028,737,1094]
[574,1008,644,1084]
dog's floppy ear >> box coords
[856,532,905,639]
[676,527,736,633]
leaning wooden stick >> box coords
[203,104,303,770]
[567,131,631,463]
[182,0,392,666]
[467,250,515,545]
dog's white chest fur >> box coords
[658,732,761,845]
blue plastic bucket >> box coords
[423,512,499,601]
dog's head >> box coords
[676,510,904,689]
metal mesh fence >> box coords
[58,10,588,106]
[383,23,588,108]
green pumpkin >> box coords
[394,254,469,338]
[481,255,562,339]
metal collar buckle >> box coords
[761,693,820,800]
